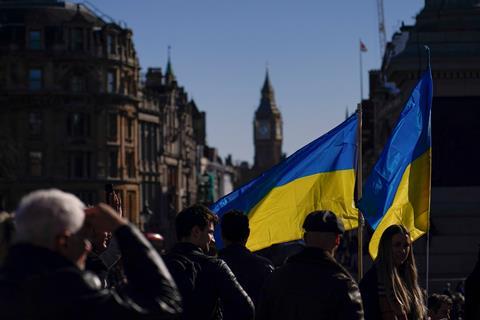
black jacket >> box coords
[465,253,480,320]
[85,251,109,288]
[359,266,381,320]
[218,244,274,307]
[165,242,254,320]
[257,247,364,320]
[0,224,181,320]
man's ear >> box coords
[191,225,201,239]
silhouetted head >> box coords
[221,210,250,246]
[302,210,344,253]
[176,204,218,253]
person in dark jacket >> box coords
[218,210,274,307]
[165,204,254,320]
[465,246,480,319]
[359,225,426,320]
[85,191,125,289]
[257,210,364,320]
[0,189,181,320]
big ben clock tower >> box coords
[253,69,283,174]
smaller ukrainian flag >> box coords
[358,66,433,259]
[211,113,359,252]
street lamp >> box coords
[140,202,153,231]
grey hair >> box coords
[15,189,85,249]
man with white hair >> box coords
[0,189,181,319]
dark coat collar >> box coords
[170,242,204,255]
[3,243,78,278]
[218,243,250,256]
[287,247,335,263]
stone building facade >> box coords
[0,0,236,246]
[0,0,141,223]
[363,0,480,287]
[139,65,209,244]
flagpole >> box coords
[359,41,364,101]
[425,45,432,299]
[356,103,364,280]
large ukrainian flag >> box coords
[211,113,359,252]
[358,67,433,259]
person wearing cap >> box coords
[257,210,364,320]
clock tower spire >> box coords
[253,68,283,174]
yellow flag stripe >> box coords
[368,149,431,259]
[246,169,358,252]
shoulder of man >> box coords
[359,266,377,285]
[252,253,274,269]
[26,268,103,294]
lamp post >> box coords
[140,202,153,231]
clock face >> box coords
[257,121,270,139]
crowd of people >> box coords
[0,188,479,319]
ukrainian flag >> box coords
[358,67,433,259]
[211,113,359,252]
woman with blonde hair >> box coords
[360,224,426,320]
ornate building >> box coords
[140,63,207,244]
[253,70,283,175]
[0,0,237,247]
[364,0,480,287]
[0,0,141,222]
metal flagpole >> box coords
[357,40,367,280]
[426,155,431,298]
[359,42,364,101]
[425,45,432,299]
[356,103,364,280]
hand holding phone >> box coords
[84,203,127,234]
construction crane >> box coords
[376,0,387,60]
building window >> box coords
[28,68,42,91]
[28,30,42,50]
[107,113,117,140]
[140,123,146,161]
[73,191,96,206]
[108,150,118,177]
[29,151,42,176]
[126,118,133,141]
[127,191,136,221]
[71,75,84,93]
[126,150,135,178]
[67,113,90,137]
[107,34,116,55]
[68,152,91,178]
[29,112,43,136]
[107,71,116,93]
[71,27,83,51]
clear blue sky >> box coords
[92,0,424,163]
